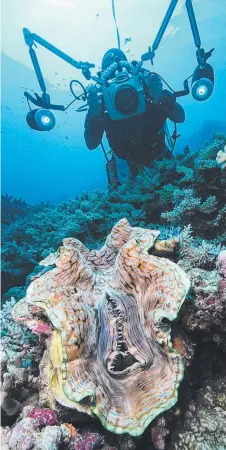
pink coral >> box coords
[26,319,52,336]
[27,408,57,427]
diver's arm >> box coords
[84,113,105,150]
[157,90,185,123]
[167,102,185,123]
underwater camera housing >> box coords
[101,72,146,120]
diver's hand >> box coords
[87,90,102,117]
[158,90,176,110]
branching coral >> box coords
[2,134,226,294]
[12,219,190,436]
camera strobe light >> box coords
[26,108,56,131]
[191,63,214,101]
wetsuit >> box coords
[84,95,185,167]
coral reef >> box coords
[1,194,31,226]
[216,143,226,169]
[151,416,169,450]
[179,249,226,348]
[169,376,226,449]
[27,408,58,426]
[12,219,190,436]
[1,215,226,448]
[2,134,226,294]
[2,134,226,448]
[7,414,76,450]
[0,297,46,420]
[218,249,226,300]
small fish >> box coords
[96,12,100,17]
[125,48,131,53]
[124,37,132,45]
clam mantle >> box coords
[13,219,190,436]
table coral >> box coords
[12,219,190,437]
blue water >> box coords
[1,0,226,204]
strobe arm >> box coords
[24,92,65,111]
[141,0,179,63]
[24,44,65,110]
[23,28,95,79]
[23,28,96,130]
[23,28,95,111]
[141,0,214,67]
[185,0,214,65]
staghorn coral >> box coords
[12,218,190,436]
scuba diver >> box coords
[22,0,215,183]
[84,48,185,178]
